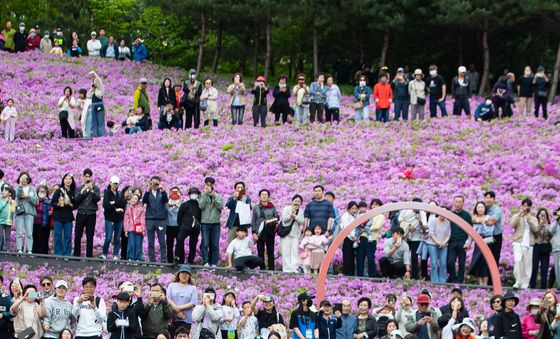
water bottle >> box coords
[228,328,236,339]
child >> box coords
[106,121,119,136]
[77,88,90,137]
[238,301,258,339]
[0,99,17,142]
[107,292,142,339]
[0,185,16,252]
[220,291,240,339]
[306,225,330,273]
[299,228,313,274]
[474,97,495,122]
[124,194,145,261]
[166,187,181,263]
[49,40,63,56]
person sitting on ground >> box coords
[158,102,182,130]
[474,97,495,122]
[225,226,264,272]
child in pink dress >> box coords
[306,225,330,274]
[299,228,313,274]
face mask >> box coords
[30,32,36,37]
[485,100,492,105]
[531,309,539,315]
[45,34,49,39]
[57,32,62,37]
[189,194,199,200]
[381,78,388,84]
[430,70,437,76]
[19,27,25,32]
[359,81,366,87]
[38,193,46,199]
[279,83,286,88]
[190,74,196,80]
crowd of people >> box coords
[0,20,556,142]
[1,168,560,290]
[1,269,560,339]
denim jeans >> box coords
[127,232,144,261]
[103,220,123,256]
[54,220,73,256]
[15,214,34,252]
[91,101,106,137]
[84,109,93,140]
[252,105,267,127]
[146,219,167,262]
[201,223,221,265]
[354,106,369,121]
[375,108,390,122]
[429,97,448,118]
[452,96,471,116]
[294,105,309,126]
[128,126,142,134]
[428,244,448,284]
[393,100,409,121]
[231,105,245,125]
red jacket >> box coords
[373,83,393,109]
[26,36,41,51]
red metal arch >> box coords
[316,202,503,300]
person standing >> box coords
[398,200,428,280]
[466,64,480,95]
[74,168,100,258]
[157,78,177,114]
[133,37,148,62]
[13,23,26,53]
[252,189,279,270]
[102,176,126,260]
[85,70,106,139]
[201,78,219,127]
[57,87,77,139]
[373,73,393,122]
[227,73,246,125]
[492,292,522,339]
[43,280,73,339]
[142,176,169,263]
[165,187,182,263]
[181,69,203,129]
[484,191,503,285]
[380,228,412,279]
[134,77,151,126]
[529,208,552,289]
[176,187,202,264]
[101,35,118,59]
[533,66,549,119]
[86,32,102,57]
[451,66,471,116]
[353,75,371,122]
[40,31,52,53]
[251,76,269,127]
[14,172,38,254]
[225,182,252,243]
[167,265,198,336]
[304,185,335,235]
[271,75,292,124]
[72,277,107,339]
[51,174,76,256]
[446,196,472,283]
[510,198,539,290]
[0,98,17,142]
[198,177,224,267]
[309,74,327,123]
[426,213,450,284]
[32,184,51,254]
[325,75,341,123]
[280,194,304,273]
[97,28,108,53]
[336,300,357,339]
[426,65,447,118]
[25,28,40,51]
[117,39,131,60]
[340,201,358,276]
[516,66,534,118]
[1,21,15,52]
[392,68,410,121]
[292,74,310,127]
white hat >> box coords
[452,318,476,332]
[110,176,120,184]
[390,330,404,338]
[414,69,423,76]
[91,31,97,36]
[120,281,134,292]
[139,77,148,84]
[458,66,467,73]
[55,280,68,289]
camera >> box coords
[86,179,92,184]
[28,291,38,300]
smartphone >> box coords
[89,295,95,303]
[333,303,342,313]
[203,293,215,301]
[28,291,38,300]
[149,292,160,299]
[239,188,246,198]
[556,303,560,315]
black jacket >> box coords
[75,184,101,215]
[14,31,26,52]
[354,314,378,338]
[252,86,269,106]
[451,76,471,97]
[158,111,181,129]
[51,188,77,222]
[158,81,177,107]
[107,299,144,339]
[177,200,202,231]
[317,311,342,339]
[0,292,14,332]
[180,80,203,107]
[103,187,127,222]
[493,310,522,339]
[271,85,291,114]
[440,304,469,323]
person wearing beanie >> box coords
[451,66,471,116]
[180,68,203,129]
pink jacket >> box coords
[521,314,540,339]
[124,203,146,234]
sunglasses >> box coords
[42,282,52,287]
[419,303,429,306]
[493,300,502,304]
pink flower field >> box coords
[1,51,560,314]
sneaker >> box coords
[203,263,210,267]
[211,264,217,268]
[113,256,119,260]
[100,254,107,259]
[27,251,32,254]
[17,250,23,254]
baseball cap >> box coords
[178,264,192,275]
[458,66,467,73]
[262,295,275,302]
[537,65,545,71]
[116,292,131,301]
[90,31,97,36]
[256,76,266,82]
[418,294,431,304]
[397,67,404,73]
[320,300,332,308]
[19,23,25,28]
[110,176,120,184]
[429,65,437,70]
[55,280,68,289]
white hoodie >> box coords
[72,295,106,337]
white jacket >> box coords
[72,296,106,337]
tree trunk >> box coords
[239,32,251,75]
[211,21,223,74]
[312,11,319,77]
[478,21,490,97]
[196,9,207,75]
[379,26,389,67]
[288,53,294,80]
[264,10,272,80]
[252,26,260,79]
[549,39,560,103]
[458,29,464,66]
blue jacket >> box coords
[310,82,327,104]
[133,43,147,62]
[225,196,252,229]
[317,312,342,339]
[38,198,52,227]
[101,43,119,59]
[353,86,371,106]
[336,314,356,339]
[474,102,494,121]
[142,190,169,220]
